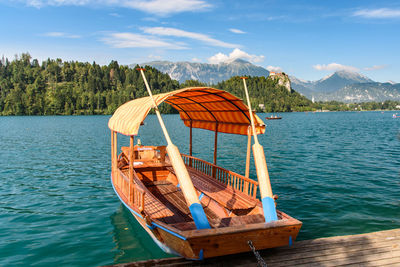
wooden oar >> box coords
[241,77,278,222]
[138,68,210,229]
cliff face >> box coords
[268,72,291,92]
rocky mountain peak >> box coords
[138,60,269,84]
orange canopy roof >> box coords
[108,87,265,136]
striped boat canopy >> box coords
[108,87,265,136]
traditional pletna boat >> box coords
[108,70,301,259]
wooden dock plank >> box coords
[106,228,400,267]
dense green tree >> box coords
[216,76,313,112]
[1,54,399,116]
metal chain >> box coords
[248,240,267,267]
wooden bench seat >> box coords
[120,146,171,169]
[219,214,265,226]
[170,214,265,231]
[121,146,166,162]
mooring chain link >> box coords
[248,240,267,267]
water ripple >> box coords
[0,112,399,265]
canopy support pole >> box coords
[189,120,193,166]
[112,131,118,188]
[111,131,114,177]
[245,126,251,178]
[213,122,218,177]
[138,68,210,230]
[129,136,135,204]
[129,136,134,181]
[214,122,218,166]
[241,77,278,222]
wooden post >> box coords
[115,131,118,187]
[189,120,193,167]
[129,135,134,181]
[245,126,251,178]
[213,122,218,177]
[112,131,118,188]
[111,131,114,177]
[129,135,134,205]
[213,123,218,165]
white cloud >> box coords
[364,65,386,71]
[142,17,159,22]
[101,32,186,49]
[266,66,283,73]
[142,27,238,48]
[26,0,92,8]
[125,0,212,16]
[43,32,81,38]
[109,12,122,17]
[313,63,358,72]
[148,54,162,60]
[24,0,211,16]
[191,57,201,62]
[229,28,246,34]
[208,48,265,64]
[353,8,400,18]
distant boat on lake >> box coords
[266,115,282,120]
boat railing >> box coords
[114,168,145,212]
[181,154,258,199]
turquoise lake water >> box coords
[0,112,399,266]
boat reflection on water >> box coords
[110,204,172,263]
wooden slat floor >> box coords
[147,180,228,229]
[108,228,400,267]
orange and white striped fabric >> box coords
[108,87,265,136]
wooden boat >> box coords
[108,71,301,259]
[266,115,282,120]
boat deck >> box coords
[177,166,257,210]
[146,180,265,230]
[106,228,400,267]
[147,181,219,228]
[121,160,269,231]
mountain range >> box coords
[137,60,400,103]
[139,59,269,84]
[317,82,400,102]
[290,71,400,102]
[290,71,373,93]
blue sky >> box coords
[1,0,399,82]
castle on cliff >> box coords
[268,72,292,92]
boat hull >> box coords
[128,210,301,259]
[154,218,301,259]
[112,173,301,259]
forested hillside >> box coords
[216,76,312,112]
[0,54,316,115]
[4,54,398,116]
[0,53,179,115]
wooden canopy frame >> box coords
[108,87,265,167]
[108,87,265,137]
